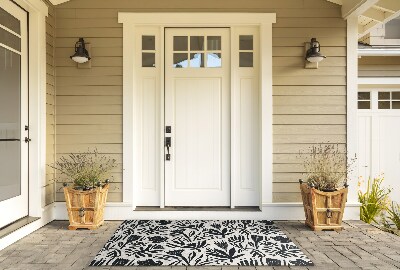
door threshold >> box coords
[0,216,40,240]
[135,206,261,212]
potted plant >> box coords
[298,144,355,231]
[51,149,117,230]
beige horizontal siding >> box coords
[359,56,400,77]
[55,0,346,203]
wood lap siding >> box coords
[45,1,56,207]
[55,0,346,203]
[359,56,400,77]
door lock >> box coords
[24,137,31,143]
[165,137,171,161]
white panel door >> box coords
[0,0,28,228]
[164,28,230,206]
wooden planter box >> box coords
[300,182,348,231]
[63,184,109,230]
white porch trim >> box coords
[53,202,361,220]
[118,13,276,210]
[359,77,400,85]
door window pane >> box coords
[239,35,253,50]
[142,35,155,50]
[0,47,21,201]
[189,53,204,68]
[0,7,20,34]
[173,53,188,68]
[142,53,155,67]
[392,92,400,100]
[358,101,370,109]
[173,36,188,51]
[190,36,204,51]
[0,27,21,51]
[378,101,390,109]
[207,53,221,68]
[393,101,400,109]
[207,36,221,50]
[239,52,253,67]
[378,92,390,100]
[358,92,370,100]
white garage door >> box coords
[358,89,400,203]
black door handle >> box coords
[24,137,31,143]
[165,137,171,161]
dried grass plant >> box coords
[299,144,356,191]
[50,148,117,190]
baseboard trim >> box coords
[0,204,54,251]
[54,201,361,221]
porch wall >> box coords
[53,0,347,203]
[359,56,400,77]
[45,0,56,207]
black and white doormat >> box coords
[90,220,313,266]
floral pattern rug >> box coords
[90,220,313,266]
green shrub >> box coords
[358,176,391,224]
[383,201,400,230]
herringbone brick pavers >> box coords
[0,220,399,270]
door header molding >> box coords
[118,12,276,26]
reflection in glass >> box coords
[0,27,21,51]
[190,53,204,68]
[142,35,155,50]
[190,36,204,51]
[207,36,221,51]
[378,101,390,109]
[142,53,155,67]
[0,7,20,34]
[207,53,221,68]
[239,52,253,67]
[173,53,188,68]
[0,47,21,202]
[378,92,390,100]
[392,92,400,100]
[358,92,370,100]
[358,101,370,110]
[392,101,400,109]
[173,36,188,51]
[240,35,253,50]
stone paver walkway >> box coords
[0,220,399,270]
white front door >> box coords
[358,90,400,203]
[164,28,230,206]
[0,0,29,228]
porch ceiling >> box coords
[326,0,400,40]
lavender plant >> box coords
[299,144,356,191]
[50,148,117,190]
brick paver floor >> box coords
[0,220,399,270]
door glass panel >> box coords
[392,92,400,100]
[358,92,370,100]
[378,101,390,109]
[0,27,21,51]
[142,53,155,67]
[358,101,370,109]
[173,53,188,68]
[142,35,155,50]
[239,52,253,67]
[0,46,21,202]
[190,36,204,51]
[0,7,20,34]
[207,36,221,50]
[173,36,188,51]
[239,35,253,50]
[189,53,204,68]
[378,92,390,100]
[392,101,400,109]
[207,53,221,68]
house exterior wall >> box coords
[45,0,56,207]
[54,0,347,203]
[359,56,400,77]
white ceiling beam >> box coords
[361,8,387,22]
[342,0,380,19]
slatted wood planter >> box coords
[300,182,348,231]
[63,184,109,230]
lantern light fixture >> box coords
[305,38,326,63]
[70,37,91,64]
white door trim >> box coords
[119,13,276,209]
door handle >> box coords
[24,137,31,143]
[165,137,171,161]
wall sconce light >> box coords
[305,38,326,69]
[70,38,91,64]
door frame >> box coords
[11,0,49,218]
[119,13,276,210]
